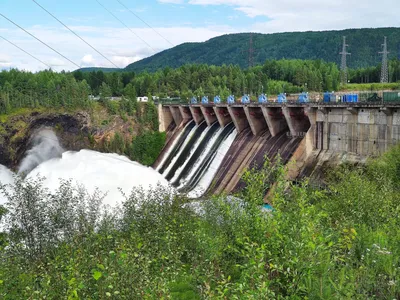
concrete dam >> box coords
[154,102,400,197]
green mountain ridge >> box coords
[78,28,400,73]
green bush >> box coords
[0,145,399,298]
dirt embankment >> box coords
[0,108,137,170]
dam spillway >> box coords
[155,102,400,197]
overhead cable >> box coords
[0,13,81,69]
[94,0,156,53]
[0,35,52,69]
[32,0,121,69]
[115,0,174,47]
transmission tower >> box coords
[242,33,255,68]
[398,43,400,60]
[339,36,351,85]
[379,36,390,83]
[248,33,254,68]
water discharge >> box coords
[187,128,237,198]
[162,123,199,177]
[0,128,171,207]
[27,150,169,207]
[177,125,223,189]
[0,165,14,205]
[18,129,64,175]
[170,123,212,183]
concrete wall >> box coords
[214,107,232,128]
[169,106,183,127]
[158,104,174,132]
[261,107,288,137]
[244,107,268,136]
[228,107,250,133]
[159,104,400,157]
[283,107,311,138]
[200,107,218,126]
[308,107,400,156]
[189,106,204,125]
[179,106,193,124]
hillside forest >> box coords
[2,58,400,118]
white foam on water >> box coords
[162,123,199,177]
[177,126,223,190]
[18,129,64,175]
[0,165,14,205]
[187,129,237,199]
[156,121,193,172]
[170,123,211,183]
[27,149,171,208]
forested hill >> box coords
[124,28,400,72]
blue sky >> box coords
[0,0,399,71]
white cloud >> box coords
[81,54,96,67]
[112,55,141,67]
[187,0,400,32]
[0,54,11,63]
[45,58,66,67]
[2,0,398,72]
[0,24,236,72]
[158,0,184,4]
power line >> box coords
[32,0,121,69]
[0,35,52,69]
[0,13,81,69]
[94,0,156,53]
[115,0,174,47]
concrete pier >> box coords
[214,107,232,128]
[169,106,183,127]
[158,104,174,132]
[179,106,193,124]
[244,107,268,136]
[282,107,311,139]
[228,107,250,133]
[261,107,288,137]
[200,107,217,126]
[189,106,204,125]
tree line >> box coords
[2,58,400,115]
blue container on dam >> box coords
[298,92,309,103]
[214,95,221,104]
[258,94,268,103]
[323,92,335,103]
[241,95,251,104]
[277,93,287,103]
[342,94,359,103]
[190,97,197,104]
[227,95,235,104]
[201,96,209,104]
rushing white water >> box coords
[187,129,237,198]
[156,121,193,172]
[162,123,199,177]
[177,126,223,190]
[27,150,170,207]
[0,165,14,205]
[170,123,211,183]
[18,129,64,175]
[0,128,171,208]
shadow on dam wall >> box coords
[209,128,303,195]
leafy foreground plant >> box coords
[0,146,400,299]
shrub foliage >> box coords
[0,146,399,299]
